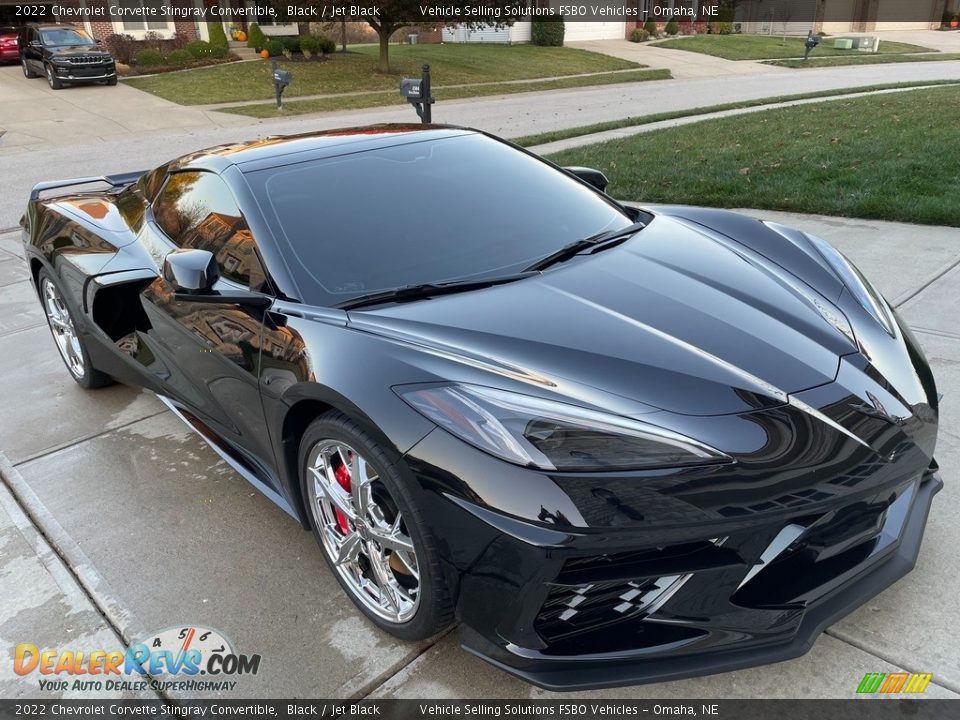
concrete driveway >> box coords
[0,63,246,152]
[1,209,958,700]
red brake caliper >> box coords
[333,454,352,535]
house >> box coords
[734,0,948,34]
[0,0,297,44]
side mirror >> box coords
[163,248,218,294]
[163,248,272,308]
[564,166,609,193]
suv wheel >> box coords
[22,56,37,78]
[45,64,63,90]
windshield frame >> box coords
[243,131,636,309]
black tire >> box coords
[37,268,114,389]
[106,75,118,86]
[299,411,454,641]
[21,55,37,78]
[45,64,62,90]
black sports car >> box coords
[20,125,941,690]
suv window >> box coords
[153,171,267,291]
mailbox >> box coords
[271,62,292,109]
[400,78,422,101]
[400,65,434,124]
[804,32,822,61]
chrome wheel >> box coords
[41,278,85,379]
[306,440,420,623]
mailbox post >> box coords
[272,61,292,109]
[804,31,822,61]
[400,64,435,124]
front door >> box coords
[139,170,277,480]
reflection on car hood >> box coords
[51,45,108,56]
[352,215,858,416]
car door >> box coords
[23,27,40,71]
[137,170,278,481]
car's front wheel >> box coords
[38,269,113,389]
[21,55,37,78]
[300,412,453,641]
[45,64,62,90]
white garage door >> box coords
[563,22,626,41]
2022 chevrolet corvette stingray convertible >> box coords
[21,125,941,690]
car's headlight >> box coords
[395,383,730,471]
[807,233,895,337]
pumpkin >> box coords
[237,31,247,42]
[260,49,270,59]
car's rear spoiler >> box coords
[30,170,145,202]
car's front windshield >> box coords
[41,28,96,46]
[249,132,633,306]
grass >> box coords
[545,85,960,227]
[652,35,934,60]
[768,53,960,68]
[124,44,640,106]
[513,81,960,146]
[219,69,670,117]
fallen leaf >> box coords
[738,167,750,176]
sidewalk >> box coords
[1,209,958,698]
[0,459,156,700]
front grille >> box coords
[536,575,684,644]
[64,55,108,65]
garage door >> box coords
[563,21,627,41]
[875,0,935,28]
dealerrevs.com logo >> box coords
[14,626,261,694]
[857,672,933,695]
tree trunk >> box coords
[377,28,390,72]
[341,20,347,52]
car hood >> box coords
[350,215,857,416]
[50,45,109,56]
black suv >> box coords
[20,23,116,89]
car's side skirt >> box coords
[157,395,300,521]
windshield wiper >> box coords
[523,221,647,273]
[335,271,539,311]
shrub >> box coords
[531,19,564,46]
[104,33,137,64]
[134,48,164,67]
[643,20,658,36]
[299,35,319,58]
[210,43,228,58]
[665,20,679,35]
[185,40,213,58]
[265,39,284,58]
[208,22,229,52]
[629,28,650,43]
[247,23,266,50]
[166,48,192,65]
[316,34,336,54]
[281,36,301,53]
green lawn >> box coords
[768,53,960,68]
[546,86,960,227]
[124,44,640,106]
[220,69,670,117]
[652,35,934,60]
[513,81,960,146]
